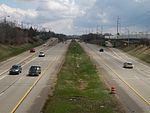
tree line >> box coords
[0,21,57,45]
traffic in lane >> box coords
[0,39,69,113]
[80,43,150,113]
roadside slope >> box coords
[120,45,150,63]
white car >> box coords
[39,51,45,57]
[123,62,133,68]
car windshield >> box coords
[40,52,44,54]
[12,65,19,69]
[127,63,132,65]
[30,66,37,71]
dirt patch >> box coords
[77,79,88,90]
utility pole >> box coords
[4,17,6,24]
[3,16,10,24]
[96,25,99,45]
[21,21,23,29]
[86,28,88,34]
[89,28,90,34]
[117,16,120,38]
[127,29,130,47]
[96,25,99,34]
[101,25,103,35]
[91,27,93,33]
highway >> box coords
[0,40,69,113]
[80,42,150,113]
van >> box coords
[28,65,41,76]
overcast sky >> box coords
[0,0,150,35]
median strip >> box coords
[42,41,125,113]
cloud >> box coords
[42,19,74,34]
[1,0,150,34]
[74,0,150,34]
[15,0,35,2]
[37,0,82,19]
[0,4,37,23]
[0,0,88,34]
[134,0,147,3]
[35,0,87,34]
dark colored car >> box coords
[123,62,133,68]
[9,64,22,75]
[99,48,104,52]
[30,48,35,53]
[28,65,41,76]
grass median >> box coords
[43,41,125,113]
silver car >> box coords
[38,51,45,57]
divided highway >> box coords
[1,40,149,113]
[80,43,150,113]
[0,40,70,113]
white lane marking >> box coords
[0,92,4,96]
[111,49,150,75]
[0,76,7,80]
[0,70,9,77]
[0,57,37,81]
[113,48,150,68]
[134,75,139,79]
[0,44,47,80]
[0,44,57,82]
[112,76,140,80]
[18,77,23,81]
[82,44,150,106]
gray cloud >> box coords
[15,0,35,1]
[1,0,150,34]
[74,0,150,33]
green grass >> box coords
[0,42,43,61]
[43,41,124,113]
[121,45,150,63]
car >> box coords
[30,48,35,53]
[28,65,41,76]
[9,64,22,75]
[43,44,46,46]
[99,48,104,52]
[123,62,133,68]
[38,51,45,57]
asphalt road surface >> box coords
[80,42,150,113]
[0,40,69,113]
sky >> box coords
[0,0,150,35]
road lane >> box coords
[0,38,58,77]
[0,39,59,94]
[80,43,150,113]
[13,42,68,113]
[0,40,69,113]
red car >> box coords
[30,48,35,53]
